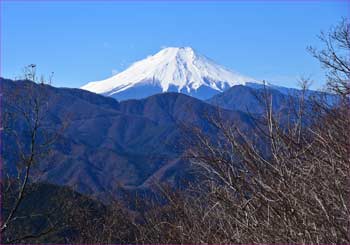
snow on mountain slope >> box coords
[81,47,259,100]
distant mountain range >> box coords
[81,47,259,100]
[2,78,256,201]
[3,75,335,203]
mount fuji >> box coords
[81,47,260,100]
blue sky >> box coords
[1,1,349,89]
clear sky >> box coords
[1,1,349,89]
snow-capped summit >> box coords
[81,47,259,100]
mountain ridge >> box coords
[2,78,254,201]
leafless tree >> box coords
[1,65,66,243]
[308,18,350,97]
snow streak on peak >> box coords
[81,47,259,99]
